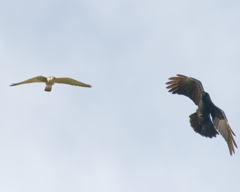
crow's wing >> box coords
[10,76,47,86]
[166,74,204,105]
[211,107,237,155]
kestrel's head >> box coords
[47,76,56,82]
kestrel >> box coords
[10,76,91,92]
[166,74,237,155]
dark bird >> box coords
[10,76,91,92]
[166,74,237,155]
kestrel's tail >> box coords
[45,85,52,92]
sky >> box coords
[0,0,240,192]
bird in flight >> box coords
[166,74,237,155]
[10,76,91,92]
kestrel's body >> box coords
[44,76,57,91]
[11,76,91,92]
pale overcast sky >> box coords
[0,1,240,192]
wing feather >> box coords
[211,107,238,155]
[166,74,204,105]
[55,77,91,87]
[10,76,47,86]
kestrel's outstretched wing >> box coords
[55,77,91,87]
[211,107,238,155]
[166,74,204,105]
[10,76,47,86]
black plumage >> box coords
[166,74,237,155]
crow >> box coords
[166,74,237,155]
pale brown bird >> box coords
[166,74,237,155]
[10,76,91,92]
